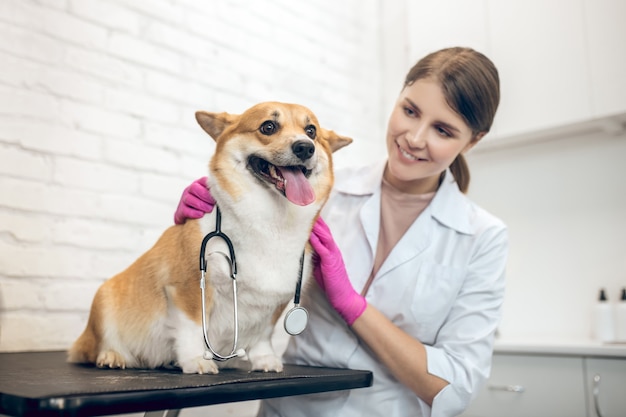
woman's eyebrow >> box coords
[436,120,461,134]
[404,97,419,111]
[404,98,462,134]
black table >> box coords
[0,351,372,417]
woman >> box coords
[175,47,508,417]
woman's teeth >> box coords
[399,146,421,161]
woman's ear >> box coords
[462,131,486,154]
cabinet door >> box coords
[461,354,587,417]
[488,0,591,138]
[585,358,626,417]
[583,0,626,118]
[406,0,490,59]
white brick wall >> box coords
[0,0,385,353]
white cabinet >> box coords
[487,0,591,138]
[583,0,626,119]
[584,358,626,417]
[402,0,626,147]
[486,0,626,141]
[460,354,587,417]
[405,0,490,59]
[460,353,626,417]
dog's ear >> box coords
[325,130,353,153]
[195,111,238,141]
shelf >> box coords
[494,339,626,358]
[474,112,626,154]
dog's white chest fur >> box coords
[182,191,316,370]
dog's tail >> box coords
[67,295,104,364]
[67,328,99,364]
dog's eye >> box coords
[259,121,277,135]
[305,125,316,139]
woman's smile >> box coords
[396,140,428,162]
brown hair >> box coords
[404,47,500,193]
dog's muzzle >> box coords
[247,156,315,206]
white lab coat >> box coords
[258,160,508,417]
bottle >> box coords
[592,288,615,343]
[615,288,626,343]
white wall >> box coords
[0,0,383,353]
[468,131,626,341]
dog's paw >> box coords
[179,356,219,374]
[96,350,127,369]
[250,354,283,373]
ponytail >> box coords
[450,154,470,194]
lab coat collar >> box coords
[430,171,475,235]
[335,159,475,235]
[334,159,387,196]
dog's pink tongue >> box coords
[277,167,315,206]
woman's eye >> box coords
[259,120,277,135]
[436,126,452,137]
[305,125,316,139]
[403,106,415,117]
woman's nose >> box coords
[406,125,427,149]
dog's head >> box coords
[196,102,351,207]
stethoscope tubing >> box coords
[198,206,308,363]
[199,207,241,362]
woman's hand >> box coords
[173,177,216,224]
[309,217,367,326]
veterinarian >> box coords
[175,46,508,417]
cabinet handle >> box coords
[488,384,525,393]
[592,374,604,417]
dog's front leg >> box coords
[176,340,219,374]
[170,309,219,374]
[247,324,283,372]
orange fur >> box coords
[68,221,206,367]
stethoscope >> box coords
[199,206,308,362]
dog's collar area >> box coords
[199,206,308,362]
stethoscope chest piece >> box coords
[284,305,308,336]
[283,252,308,336]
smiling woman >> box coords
[384,79,480,195]
[385,47,500,195]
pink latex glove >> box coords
[173,177,216,224]
[309,217,367,326]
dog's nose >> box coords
[292,140,315,161]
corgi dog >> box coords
[68,102,352,374]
